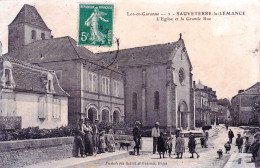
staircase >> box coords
[208,125,221,137]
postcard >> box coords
[0,0,259,168]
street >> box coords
[27,125,256,168]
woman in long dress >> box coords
[188,134,200,158]
[107,129,116,152]
[84,120,94,156]
[84,7,109,44]
[175,134,185,159]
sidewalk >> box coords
[23,151,128,168]
[223,152,255,168]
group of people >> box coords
[223,129,260,162]
[74,119,116,157]
[150,122,200,159]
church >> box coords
[98,35,195,130]
[4,4,125,125]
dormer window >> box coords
[47,74,54,93]
[31,30,36,39]
[1,60,15,88]
[41,33,45,40]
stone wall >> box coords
[0,137,74,168]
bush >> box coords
[0,125,74,141]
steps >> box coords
[208,126,221,137]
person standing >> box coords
[84,119,94,156]
[188,134,200,158]
[74,119,86,158]
[152,122,160,154]
[92,119,99,154]
[228,129,234,143]
[225,121,229,131]
[251,139,260,162]
[244,137,251,153]
[133,121,142,155]
[175,134,185,159]
[157,133,167,159]
[236,134,243,153]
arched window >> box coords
[132,92,137,110]
[31,30,36,39]
[41,33,45,40]
[154,91,159,110]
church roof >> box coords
[97,38,192,68]
[9,4,50,31]
[0,56,69,97]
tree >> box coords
[217,98,231,107]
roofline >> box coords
[13,89,69,97]
[2,56,54,73]
[98,41,179,55]
[119,61,169,68]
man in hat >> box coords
[152,122,160,154]
[228,129,234,143]
[92,119,100,154]
[74,119,86,157]
[133,121,142,155]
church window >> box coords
[41,33,45,40]
[154,91,160,110]
[31,30,36,39]
[179,68,185,85]
[132,92,137,110]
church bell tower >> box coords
[8,4,52,52]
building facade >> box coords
[0,56,69,129]
[231,82,260,125]
[4,4,125,125]
[99,36,195,130]
[194,81,218,127]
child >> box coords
[157,133,167,158]
[224,141,231,154]
[166,133,174,158]
[99,131,107,153]
[244,137,250,153]
[200,137,205,148]
[107,129,116,152]
[217,149,223,159]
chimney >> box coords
[238,90,244,94]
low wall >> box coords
[0,137,74,168]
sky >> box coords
[0,0,259,99]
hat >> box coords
[135,121,141,125]
[155,122,159,126]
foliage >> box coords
[217,98,231,107]
[0,125,74,141]
[0,122,133,141]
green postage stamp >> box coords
[78,4,114,46]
